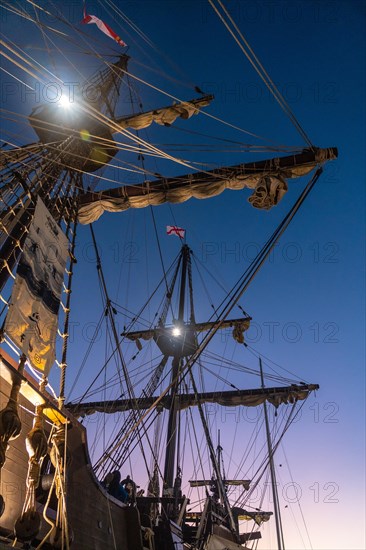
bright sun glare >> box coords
[58,95,72,108]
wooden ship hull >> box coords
[0,349,146,550]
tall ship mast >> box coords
[0,2,344,550]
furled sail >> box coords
[78,147,338,224]
[232,507,272,525]
[4,198,68,375]
[122,317,251,350]
[114,95,213,130]
[190,480,251,491]
[67,384,319,417]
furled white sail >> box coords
[77,148,337,224]
[67,384,319,417]
[115,96,213,130]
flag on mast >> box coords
[82,4,127,47]
[166,226,185,238]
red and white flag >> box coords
[166,225,185,238]
[82,10,127,47]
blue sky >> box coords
[0,1,365,548]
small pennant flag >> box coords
[166,225,185,238]
[82,8,127,47]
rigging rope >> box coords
[280,442,314,549]
[208,0,314,149]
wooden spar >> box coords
[114,94,214,125]
[122,316,252,341]
[66,383,319,416]
[78,147,338,218]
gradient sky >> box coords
[0,1,365,549]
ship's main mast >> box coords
[163,244,190,493]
